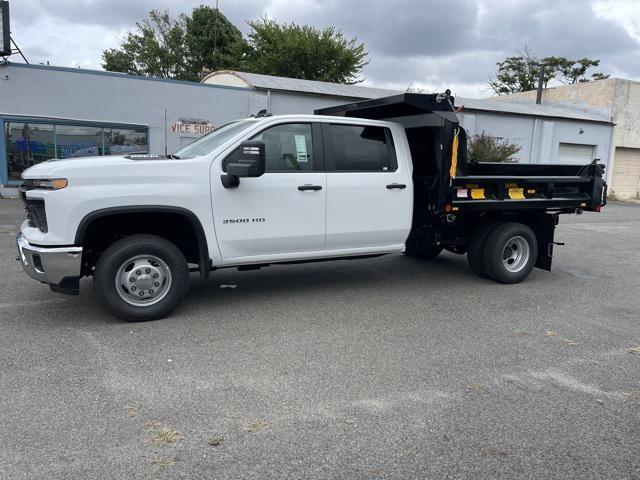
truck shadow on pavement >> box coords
[181,252,495,313]
[38,252,526,324]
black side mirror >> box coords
[221,141,266,188]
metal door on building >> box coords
[611,147,640,199]
[557,143,595,164]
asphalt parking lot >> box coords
[1,198,639,479]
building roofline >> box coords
[202,69,400,99]
[459,105,614,125]
[5,62,614,124]
[2,61,252,92]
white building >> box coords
[488,78,640,199]
[0,63,613,195]
[204,70,614,166]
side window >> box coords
[249,123,313,172]
[329,124,395,172]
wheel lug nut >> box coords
[149,289,154,294]
[153,273,159,278]
[131,286,136,291]
[154,282,160,287]
[135,270,141,275]
[129,278,135,283]
[145,268,150,273]
[139,291,144,296]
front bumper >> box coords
[16,233,83,286]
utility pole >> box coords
[536,63,546,105]
[164,109,168,157]
[212,0,219,70]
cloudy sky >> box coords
[8,0,640,97]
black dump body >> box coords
[316,93,608,271]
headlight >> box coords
[32,178,68,190]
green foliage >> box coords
[184,6,247,78]
[102,8,247,81]
[242,19,368,84]
[468,132,521,163]
[102,9,369,85]
[544,56,610,85]
[488,46,610,95]
[102,10,191,80]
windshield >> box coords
[173,119,258,158]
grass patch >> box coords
[152,427,183,445]
[244,420,268,433]
[125,405,138,418]
[208,435,224,446]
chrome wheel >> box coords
[115,255,172,306]
[502,236,530,273]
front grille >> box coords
[20,182,48,233]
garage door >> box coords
[558,143,595,164]
[611,147,640,199]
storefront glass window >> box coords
[55,125,103,158]
[3,120,149,182]
[105,128,147,155]
[5,122,55,181]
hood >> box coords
[21,155,174,179]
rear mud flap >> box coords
[529,214,558,271]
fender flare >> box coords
[74,206,211,279]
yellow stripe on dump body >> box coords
[508,188,525,199]
[449,128,460,179]
[471,188,485,199]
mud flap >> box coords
[529,214,558,271]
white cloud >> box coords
[593,0,640,43]
[7,0,640,97]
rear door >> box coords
[323,122,413,251]
[211,122,327,261]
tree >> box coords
[102,10,191,80]
[468,132,521,163]
[242,19,368,84]
[103,8,246,81]
[103,10,370,84]
[488,46,610,95]
[184,6,247,79]
[545,56,610,85]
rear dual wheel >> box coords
[467,222,538,284]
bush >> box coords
[468,132,521,163]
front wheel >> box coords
[481,223,538,284]
[94,235,190,321]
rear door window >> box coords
[327,124,396,172]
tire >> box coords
[467,221,501,278]
[481,222,538,284]
[94,235,190,321]
[404,235,443,260]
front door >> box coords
[211,122,326,262]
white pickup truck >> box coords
[16,94,606,321]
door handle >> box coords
[386,183,406,189]
[298,185,323,191]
